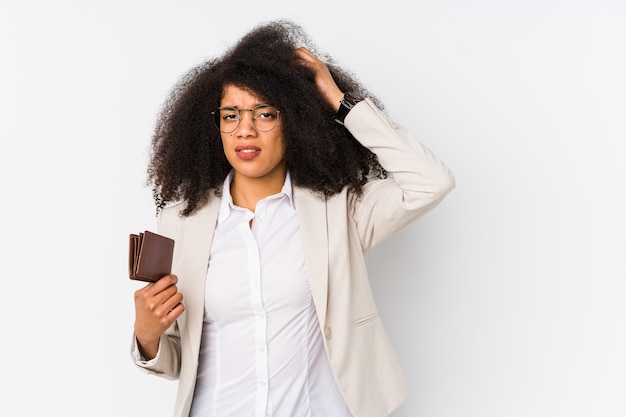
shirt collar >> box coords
[217,170,295,224]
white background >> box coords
[1,1,624,416]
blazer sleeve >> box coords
[345,98,455,251]
[129,206,183,380]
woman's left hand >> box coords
[295,47,344,112]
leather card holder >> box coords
[128,230,175,283]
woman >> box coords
[131,19,455,417]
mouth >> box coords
[235,146,261,160]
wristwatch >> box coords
[335,92,363,124]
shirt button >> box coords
[324,326,332,339]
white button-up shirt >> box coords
[189,172,351,417]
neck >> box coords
[230,168,286,212]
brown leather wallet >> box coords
[128,231,175,282]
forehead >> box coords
[221,84,264,106]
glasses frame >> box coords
[211,104,281,134]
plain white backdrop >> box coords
[1,1,624,416]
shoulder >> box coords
[158,201,186,222]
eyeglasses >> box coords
[211,104,281,133]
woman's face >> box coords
[218,85,286,184]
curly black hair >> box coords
[147,19,388,216]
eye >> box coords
[220,108,239,122]
[256,111,272,120]
[254,106,278,120]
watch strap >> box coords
[335,92,363,124]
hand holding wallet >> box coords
[128,230,175,283]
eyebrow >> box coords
[219,103,273,110]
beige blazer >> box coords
[132,99,455,417]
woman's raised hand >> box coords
[295,47,344,112]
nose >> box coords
[235,110,256,136]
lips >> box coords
[235,145,261,160]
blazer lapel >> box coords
[293,186,329,327]
[178,199,220,363]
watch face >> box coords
[342,92,362,107]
